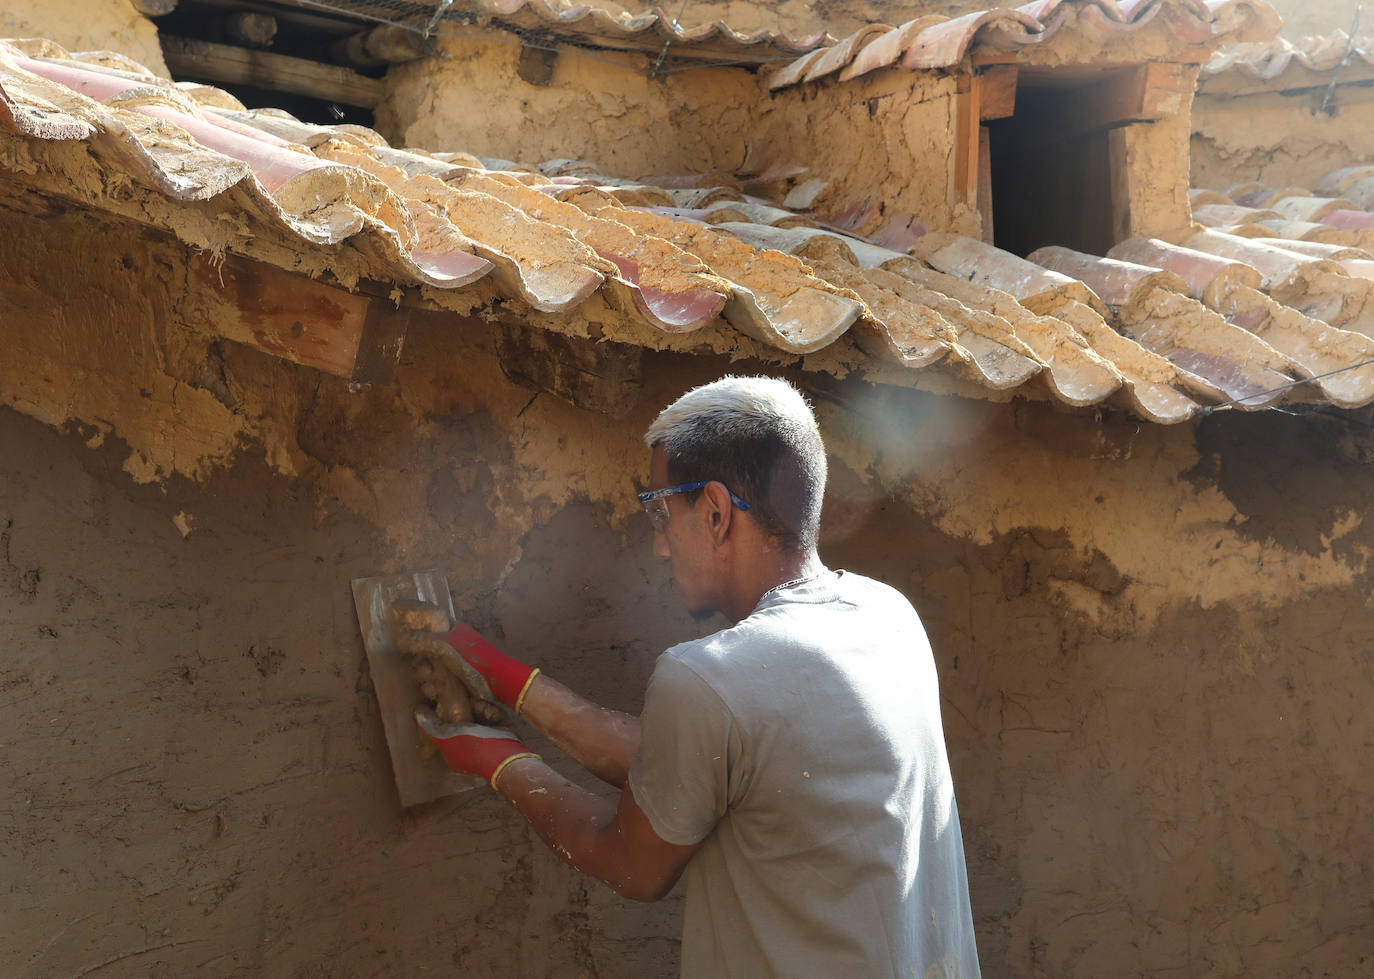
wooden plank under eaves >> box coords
[177,252,409,384]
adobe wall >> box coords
[1192,89,1374,190]
[751,69,976,238]
[380,34,1199,243]
[374,35,761,180]
[377,39,969,237]
[0,0,165,75]
[3,201,1374,978]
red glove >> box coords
[414,708,539,786]
[440,625,540,713]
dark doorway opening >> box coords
[985,79,1115,258]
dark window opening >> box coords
[985,79,1116,258]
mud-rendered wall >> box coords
[3,202,1374,979]
[374,35,761,180]
[0,0,166,74]
[1192,89,1374,190]
[1254,0,1363,39]
[377,39,969,238]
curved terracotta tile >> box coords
[1107,237,1261,303]
[1029,245,1190,309]
[901,10,1046,70]
[1272,196,1357,222]
[913,233,1110,316]
[1323,209,1374,232]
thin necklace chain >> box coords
[760,570,827,600]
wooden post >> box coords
[978,126,994,243]
[953,74,982,209]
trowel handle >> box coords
[442,625,540,713]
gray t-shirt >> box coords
[627,570,980,979]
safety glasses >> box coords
[636,481,751,532]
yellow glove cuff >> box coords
[490,751,540,788]
[513,667,541,715]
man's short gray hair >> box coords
[645,376,827,551]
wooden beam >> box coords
[178,252,407,383]
[1079,63,1190,131]
[225,12,278,49]
[1006,63,1195,155]
[953,74,982,207]
[331,24,436,68]
[161,36,385,108]
[979,64,1017,121]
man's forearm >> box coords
[493,757,690,902]
[518,674,640,788]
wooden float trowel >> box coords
[350,569,492,807]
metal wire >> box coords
[1197,354,1374,417]
[1318,0,1364,115]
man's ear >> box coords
[701,481,734,546]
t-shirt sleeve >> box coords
[627,653,736,847]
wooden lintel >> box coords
[979,64,1017,120]
[954,74,982,206]
[161,36,385,108]
[1079,62,1190,131]
[179,253,407,383]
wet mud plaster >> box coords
[386,599,474,726]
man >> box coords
[415,376,980,977]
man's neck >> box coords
[724,548,827,623]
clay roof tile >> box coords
[11,35,1374,422]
